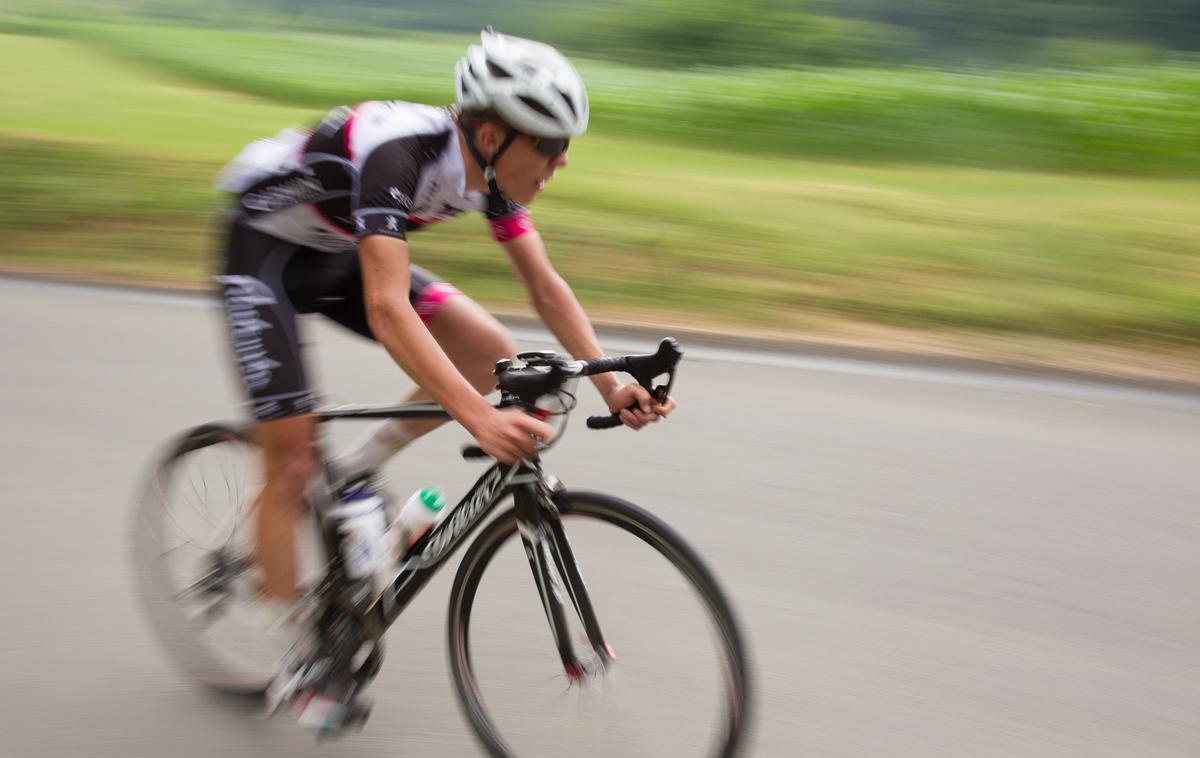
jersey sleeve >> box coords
[484,190,536,243]
[353,137,423,242]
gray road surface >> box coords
[2,278,1198,758]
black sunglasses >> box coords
[529,134,570,157]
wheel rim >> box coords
[450,495,749,758]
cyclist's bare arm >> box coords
[359,235,552,461]
[500,231,674,428]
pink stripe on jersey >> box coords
[343,105,359,161]
[413,282,463,323]
[489,210,535,243]
[406,216,448,227]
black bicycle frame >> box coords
[313,402,612,675]
[369,457,527,624]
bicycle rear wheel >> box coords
[130,423,324,694]
[448,491,751,758]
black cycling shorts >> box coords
[217,219,461,421]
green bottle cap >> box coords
[419,487,446,511]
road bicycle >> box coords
[132,338,750,757]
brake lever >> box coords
[587,379,675,430]
[626,338,681,396]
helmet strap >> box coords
[458,113,518,198]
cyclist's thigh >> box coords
[405,265,513,366]
[315,260,471,341]
[409,264,468,327]
[423,291,515,368]
[216,220,318,421]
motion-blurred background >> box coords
[1,0,1198,375]
[3,6,1200,757]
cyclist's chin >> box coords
[498,178,542,206]
[509,186,538,205]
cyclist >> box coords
[213,28,674,725]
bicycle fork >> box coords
[512,476,615,683]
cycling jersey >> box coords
[214,100,536,421]
[217,101,535,252]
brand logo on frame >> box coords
[380,466,518,616]
[419,466,512,562]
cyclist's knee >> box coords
[469,323,516,390]
[270,451,315,496]
[480,323,516,365]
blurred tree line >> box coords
[94,0,1200,67]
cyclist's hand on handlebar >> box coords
[467,406,555,463]
[604,382,677,431]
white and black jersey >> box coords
[220,101,535,252]
[213,101,536,421]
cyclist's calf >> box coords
[255,414,318,599]
[259,415,318,501]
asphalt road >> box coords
[2,277,1198,758]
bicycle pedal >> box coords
[266,651,338,717]
[308,697,373,740]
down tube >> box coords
[371,461,523,626]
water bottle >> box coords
[328,478,388,582]
[388,487,446,557]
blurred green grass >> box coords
[1,28,1199,349]
[34,20,1200,174]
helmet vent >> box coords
[518,95,555,119]
[556,88,577,118]
[486,60,514,79]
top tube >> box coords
[316,401,453,421]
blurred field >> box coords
[2,24,1199,355]
[54,21,1200,174]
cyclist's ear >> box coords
[473,120,505,154]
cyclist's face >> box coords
[494,131,569,206]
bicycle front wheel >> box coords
[448,491,751,758]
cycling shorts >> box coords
[217,219,461,421]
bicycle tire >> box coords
[130,423,320,695]
[447,490,751,758]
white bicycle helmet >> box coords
[456,27,589,138]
